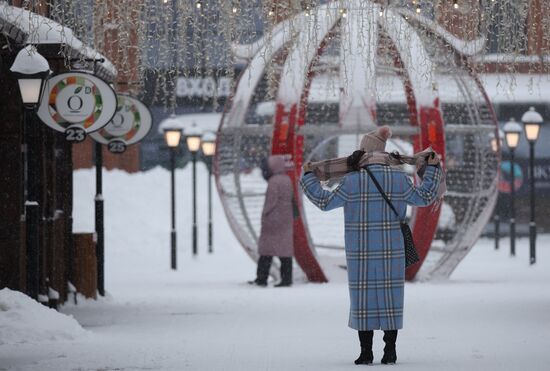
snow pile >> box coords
[0,288,87,345]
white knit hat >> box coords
[359,126,392,152]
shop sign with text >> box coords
[90,94,152,154]
[37,72,117,142]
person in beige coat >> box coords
[249,155,294,287]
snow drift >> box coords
[0,288,87,345]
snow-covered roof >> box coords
[0,2,117,80]
[158,113,222,135]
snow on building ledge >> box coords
[480,74,550,104]
[472,54,550,64]
[0,1,117,81]
[255,73,550,108]
[158,113,222,135]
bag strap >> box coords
[365,167,401,222]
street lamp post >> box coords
[94,142,105,296]
[165,128,182,269]
[490,129,504,251]
[10,46,50,300]
[201,132,216,254]
[186,127,202,256]
[503,118,522,257]
[521,107,543,265]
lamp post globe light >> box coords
[164,127,182,270]
[503,118,522,257]
[10,45,51,301]
[521,107,543,265]
[186,124,202,257]
[10,45,51,108]
[201,131,217,254]
[165,128,182,148]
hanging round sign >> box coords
[89,94,153,154]
[37,72,117,143]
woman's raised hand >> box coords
[303,162,313,173]
[427,152,440,166]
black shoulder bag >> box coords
[365,168,420,267]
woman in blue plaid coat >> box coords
[300,127,442,365]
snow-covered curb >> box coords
[0,288,88,345]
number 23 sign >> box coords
[37,72,117,143]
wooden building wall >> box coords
[0,47,77,305]
[0,50,25,291]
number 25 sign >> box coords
[89,94,152,154]
[37,72,117,143]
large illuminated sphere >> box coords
[215,1,499,281]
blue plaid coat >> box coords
[300,164,442,331]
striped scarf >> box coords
[308,147,447,201]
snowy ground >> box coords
[1,165,549,370]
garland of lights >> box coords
[0,0,541,108]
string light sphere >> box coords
[216,1,500,282]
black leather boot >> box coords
[354,330,374,365]
[274,257,292,287]
[248,256,272,286]
[247,279,267,287]
[381,330,398,364]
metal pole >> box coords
[95,141,105,296]
[494,138,500,251]
[91,58,105,297]
[169,0,178,270]
[529,142,536,265]
[25,108,40,300]
[208,163,213,253]
[170,149,177,270]
[509,149,516,257]
[192,152,198,256]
